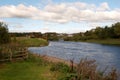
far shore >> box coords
[71,39,120,46]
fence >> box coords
[0,48,28,62]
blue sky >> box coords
[0,0,120,33]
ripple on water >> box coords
[28,41,120,72]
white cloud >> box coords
[97,2,110,11]
[44,3,66,13]
[0,4,42,19]
[0,2,120,23]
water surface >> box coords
[28,41,120,71]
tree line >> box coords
[0,22,120,43]
[9,32,59,41]
[64,22,120,41]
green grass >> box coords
[85,39,120,46]
[12,37,48,47]
[0,54,118,80]
[0,37,57,80]
[0,54,61,80]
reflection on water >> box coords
[28,41,120,71]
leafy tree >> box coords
[63,22,120,41]
[0,22,10,44]
[112,22,120,38]
[44,32,59,41]
[104,26,115,38]
[94,27,104,39]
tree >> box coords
[94,27,105,39]
[112,22,120,38]
[104,26,115,38]
[0,22,10,44]
[43,32,59,41]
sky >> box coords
[0,0,120,33]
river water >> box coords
[28,41,120,71]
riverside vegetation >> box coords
[64,22,120,46]
[9,22,120,46]
[0,53,119,80]
[0,22,119,80]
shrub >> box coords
[76,58,118,80]
[58,73,77,80]
[50,62,70,73]
[58,58,119,80]
[0,22,10,44]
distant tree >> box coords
[44,32,59,41]
[104,26,115,38]
[112,22,120,38]
[0,22,10,44]
[94,27,104,39]
[64,22,120,41]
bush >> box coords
[50,62,70,73]
[57,58,119,80]
[58,73,77,80]
[0,22,10,44]
[76,58,118,80]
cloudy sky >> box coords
[0,0,120,33]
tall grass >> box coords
[77,58,118,80]
[51,58,119,80]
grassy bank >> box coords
[0,37,62,80]
[0,54,118,80]
[83,39,120,46]
[12,37,48,47]
[0,54,62,80]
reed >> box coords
[76,58,118,80]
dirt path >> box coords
[33,53,77,67]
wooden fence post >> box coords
[24,47,28,60]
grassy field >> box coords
[85,39,120,46]
[0,54,62,80]
[12,37,48,47]
[0,37,63,80]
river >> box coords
[28,41,120,72]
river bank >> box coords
[79,39,120,46]
[33,53,77,67]
[11,37,49,47]
[0,38,70,80]
[0,51,119,80]
[0,53,63,80]
[29,53,120,80]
